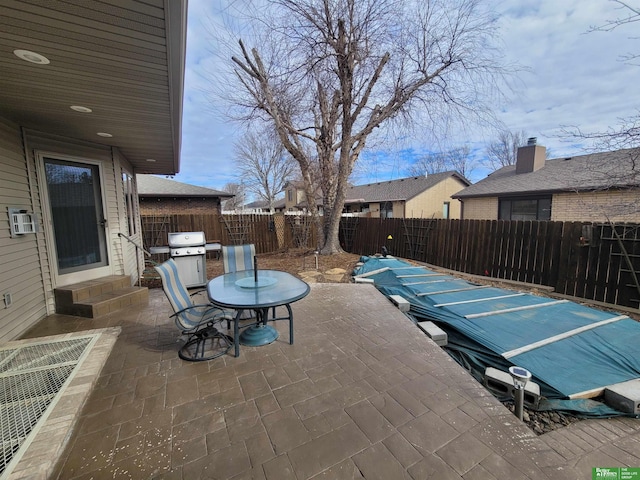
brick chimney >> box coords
[516,137,546,174]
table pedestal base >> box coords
[240,324,279,346]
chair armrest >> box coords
[171,304,236,321]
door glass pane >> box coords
[44,158,108,273]
[381,202,393,219]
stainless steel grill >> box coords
[0,336,95,476]
[168,231,208,288]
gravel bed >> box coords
[502,401,582,435]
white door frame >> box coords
[36,151,113,287]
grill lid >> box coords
[168,231,206,247]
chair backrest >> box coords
[222,244,256,273]
[154,259,201,328]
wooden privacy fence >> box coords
[140,213,640,309]
[141,213,318,257]
[341,217,640,310]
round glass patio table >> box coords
[206,270,310,357]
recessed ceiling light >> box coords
[14,49,50,65]
[97,132,113,138]
[146,158,157,162]
[70,105,92,113]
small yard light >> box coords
[509,366,531,421]
[382,235,393,257]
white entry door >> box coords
[42,156,109,280]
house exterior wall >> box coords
[551,190,640,222]
[139,197,222,215]
[368,202,381,218]
[284,184,307,211]
[0,119,142,342]
[405,176,467,219]
[0,118,49,342]
[460,190,640,222]
[114,150,144,284]
[460,197,499,220]
[393,202,404,218]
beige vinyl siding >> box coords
[114,149,144,284]
[369,202,381,218]
[405,177,467,219]
[102,148,125,279]
[0,118,48,342]
[392,202,405,218]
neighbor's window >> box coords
[288,189,293,202]
[443,201,450,219]
[380,201,393,219]
[499,197,551,221]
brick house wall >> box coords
[139,197,223,215]
[551,189,640,222]
[460,197,499,220]
[460,189,640,222]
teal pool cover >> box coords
[353,256,640,416]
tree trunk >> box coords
[320,216,344,254]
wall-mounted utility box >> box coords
[9,207,38,237]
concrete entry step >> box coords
[54,275,148,318]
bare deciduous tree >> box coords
[234,128,298,211]
[484,130,530,171]
[570,0,639,152]
[563,0,639,207]
[589,0,640,64]
[408,152,448,177]
[222,182,245,211]
[448,146,475,179]
[222,0,510,253]
[408,146,475,178]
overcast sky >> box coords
[174,0,639,192]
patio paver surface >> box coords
[21,283,640,479]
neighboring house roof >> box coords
[454,148,640,199]
[272,198,287,209]
[283,180,306,190]
[345,172,470,204]
[137,175,233,198]
[0,2,187,175]
[244,200,270,209]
